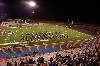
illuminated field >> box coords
[0,24,94,47]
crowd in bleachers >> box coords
[0,38,99,66]
[0,47,59,58]
[0,36,99,66]
[0,48,100,66]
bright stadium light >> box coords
[26,1,36,7]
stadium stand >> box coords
[0,20,100,66]
[0,47,59,58]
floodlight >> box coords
[26,1,36,7]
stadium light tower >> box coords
[26,1,37,17]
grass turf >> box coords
[0,24,94,48]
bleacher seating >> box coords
[3,48,13,53]
[30,46,37,50]
[0,47,59,58]
[0,50,4,54]
[22,47,29,52]
[13,47,22,53]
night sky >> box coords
[0,0,98,23]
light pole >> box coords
[25,1,37,18]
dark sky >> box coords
[0,0,99,23]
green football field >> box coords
[0,24,94,48]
